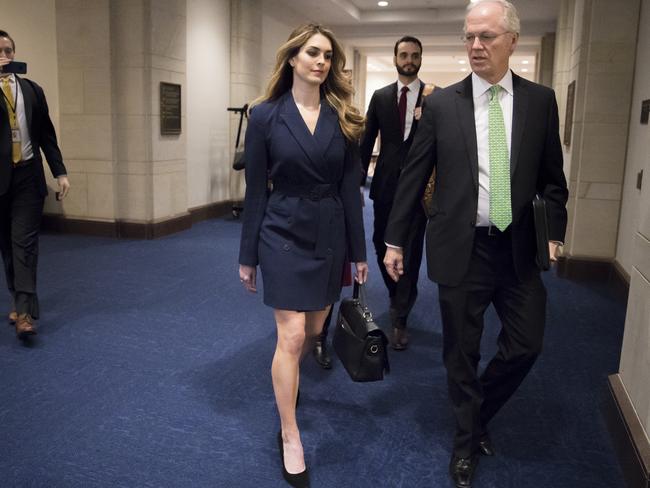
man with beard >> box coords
[360,36,434,350]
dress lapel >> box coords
[455,75,479,192]
[510,72,528,178]
[279,92,328,169]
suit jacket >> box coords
[0,76,67,197]
[360,81,429,203]
[385,72,568,286]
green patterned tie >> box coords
[488,85,511,231]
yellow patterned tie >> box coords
[488,85,511,231]
[1,76,22,163]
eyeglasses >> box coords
[461,32,512,45]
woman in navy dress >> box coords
[238,24,367,487]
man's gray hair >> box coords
[465,0,521,34]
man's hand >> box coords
[383,247,404,282]
[549,241,562,262]
[57,176,71,200]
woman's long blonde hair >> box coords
[251,24,364,142]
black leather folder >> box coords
[533,195,551,271]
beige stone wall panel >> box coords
[60,115,113,161]
[571,198,621,256]
[619,267,650,434]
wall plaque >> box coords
[563,80,575,147]
[160,82,181,135]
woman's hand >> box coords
[354,262,369,284]
[239,264,257,293]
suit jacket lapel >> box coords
[16,76,34,135]
[408,82,426,136]
[279,92,328,169]
[388,82,400,134]
[510,72,528,177]
[456,75,479,192]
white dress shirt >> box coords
[396,78,421,141]
[0,73,34,160]
[472,70,513,227]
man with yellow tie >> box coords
[0,30,70,340]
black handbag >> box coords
[333,282,389,382]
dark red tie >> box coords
[398,86,409,137]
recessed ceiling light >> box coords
[521,68,529,72]
[522,60,529,64]
[458,59,466,64]
[461,68,468,72]
[378,1,388,6]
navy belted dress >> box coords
[238,91,367,311]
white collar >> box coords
[471,70,513,98]
[0,73,15,83]
[397,78,421,93]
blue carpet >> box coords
[0,200,625,487]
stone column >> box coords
[52,0,115,222]
[536,32,555,88]
[229,0,262,202]
[110,0,188,227]
[559,0,641,260]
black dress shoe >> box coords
[478,435,495,456]
[277,431,310,487]
[313,340,332,369]
[449,454,478,488]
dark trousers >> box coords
[318,306,334,341]
[373,199,426,328]
[0,163,45,319]
[437,228,546,458]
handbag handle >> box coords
[227,104,249,148]
[353,281,369,308]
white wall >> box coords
[2,0,60,127]
[186,0,231,208]
[616,0,650,274]
[260,13,294,92]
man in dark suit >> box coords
[383,2,568,486]
[0,30,70,340]
[360,35,431,351]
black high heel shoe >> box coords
[277,431,310,488]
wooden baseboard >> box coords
[42,200,238,239]
[556,256,630,303]
[603,374,650,488]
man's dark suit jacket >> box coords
[360,82,425,203]
[0,76,66,196]
[385,72,568,286]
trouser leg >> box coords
[7,167,44,318]
[438,234,498,457]
[479,271,546,429]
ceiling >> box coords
[262,0,561,81]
